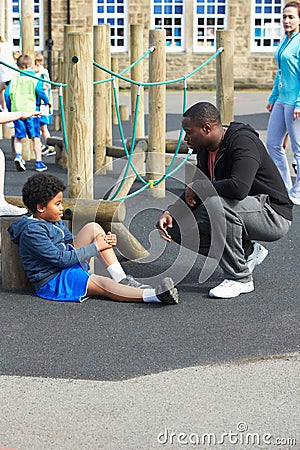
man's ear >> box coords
[202,122,211,134]
[36,203,44,213]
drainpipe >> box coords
[67,0,71,24]
[45,0,53,79]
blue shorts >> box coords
[36,262,91,302]
[14,117,41,139]
[40,114,53,126]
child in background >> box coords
[8,173,179,305]
[5,54,50,172]
[34,53,55,157]
[0,110,41,216]
[0,35,16,112]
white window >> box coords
[151,0,185,52]
[251,0,284,52]
[8,0,44,51]
[194,0,227,52]
[94,0,128,52]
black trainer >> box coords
[155,277,179,304]
[119,275,152,289]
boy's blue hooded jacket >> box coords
[8,215,99,290]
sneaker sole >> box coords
[156,277,179,304]
[35,167,48,172]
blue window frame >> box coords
[151,0,185,52]
[251,0,285,51]
[194,0,227,51]
[8,0,44,51]
[94,0,128,52]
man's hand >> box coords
[185,184,197,207]
[156,211,173,242]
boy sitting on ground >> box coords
[8,173,178,305]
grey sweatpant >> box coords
[169,195,291,282]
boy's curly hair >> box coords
[22,173,66,213]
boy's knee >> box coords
[87,222,105,236]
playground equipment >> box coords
[1,26,233,202]
[0,15,234,288]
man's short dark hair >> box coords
[22,173,66,213]
[183,102,221,127]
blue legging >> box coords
[266,101,300,199]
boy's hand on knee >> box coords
[94,231,117,251]
[104,231,117,246]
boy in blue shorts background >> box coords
[8,173,178,305]
[34,53,55,157]
[5,54,50,172]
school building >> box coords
[3,0,286,89]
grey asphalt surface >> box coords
[1,92,299,449]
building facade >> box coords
[4,0,285,89]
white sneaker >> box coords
[246,242,268,273]
[0,204,27,217]
[209,279,254,298]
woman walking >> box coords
[266,2,300,205]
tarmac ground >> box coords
[0,91,299,450]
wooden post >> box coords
[111,56,119,125]
[58,54,64,84]
[93,24,108,172]
[105,24,113,171]
[0,0,9,144]
[5,196,126,224]
[66,32,93,199]
[216,30,234,125]
[61,25,76,167]
[148,29,166,198]
[54,54,64,131]
[108,140,148,200]
[2,123,14,140]
[110,223,149,260]
[1,0,11,139]
[21,138,33,161]
[119,105,129,121]
[21,0,34,58]
[1,217,32,290]
[130,24,145,138]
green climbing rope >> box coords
[99,48,224,200]
[93,46,155,86]
[93,47,224,87]
[0,61,68,87]
[1,46,224,201]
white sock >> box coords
[142,288,161,303]
[106,262,126,282]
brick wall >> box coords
[48,0,277,90]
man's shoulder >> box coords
[226,122,261,144]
